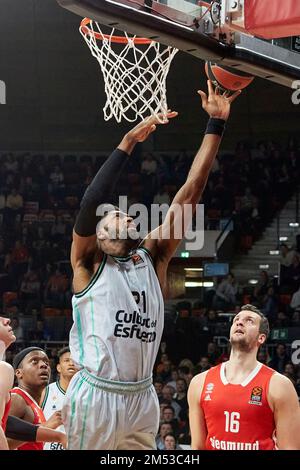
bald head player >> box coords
[62,82,241,449]
[8,347,65,450]
[188,304,300,450]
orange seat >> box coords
[3,291,18,307]
[63,309,72,318]
[43,308,61,317]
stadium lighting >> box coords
[185,281,214,287]
[184,268,203,271]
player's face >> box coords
[16,351,51,387]
[0,316,16,347]
[97,210,140,254]
[230,311,265,351]
[57,352,78,380]
[100,211,138,240]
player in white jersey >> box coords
[62,81,241,449]
[41,347,78,450]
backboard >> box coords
[57,0,300,87]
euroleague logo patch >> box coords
[249,386,263,406]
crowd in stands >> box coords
[0,135,300,448]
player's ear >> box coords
[15,368,23,380]
[258,333,266,346]
[97,227,108,241]
[57,363,61,374]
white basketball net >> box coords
[80,20,178,123]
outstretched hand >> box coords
[119,111,178,155]
[126,111,178,144]
[198,80,241,121]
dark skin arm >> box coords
[7,393,32,449]
[7,395,64,449]
[71,112,178,295]
[142,82,241,295]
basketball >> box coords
[205,61,254,92]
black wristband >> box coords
[6,415,38,441]
[205,117,226,136]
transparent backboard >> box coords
[57,0,300,87]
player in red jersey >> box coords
[8,347,66,450]
[188,304,300,450]
[0,316,16,449]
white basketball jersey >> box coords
[69,247,164,381]
[41,381,65,450]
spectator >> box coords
[194,356,211,374]
[154,379,164,403]
[285,254,300,290]
[280,244,296,282]
[44,265,69,307]
[156,422,173,450]
[166,369,179,390]
[157,358,173,383]
[290,283,300,312]
[261,287,278,324]
[173,378,188,420]
[20,270,41,304]
[161,386,182,419]
[206,341,220,364]
[283,363,297,387]
[29,319,52,341]
[161,405,180,436]
[163,433,182,450]
[5,188,23,221]
[153,186,170,206]
[213,273,238,311]
[268,343,290,373]
[253,270,271,304]
[141,153,157,175]
[10,318,24,341]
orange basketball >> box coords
[205,61,254,92]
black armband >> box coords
[74,148,130,237]
[5,415,38,441]
[205,117,226,136]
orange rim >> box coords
[80,18,153,44]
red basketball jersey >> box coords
[200,362,276,450]
[11,387,46,450]
[1,397,11,432]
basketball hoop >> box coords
[80,18,178,123]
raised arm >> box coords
[143,81,241,268]
[268,373,300,449]
[71,112,177,270]
[187,372,208,450]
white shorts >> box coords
[61,369,159,450]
